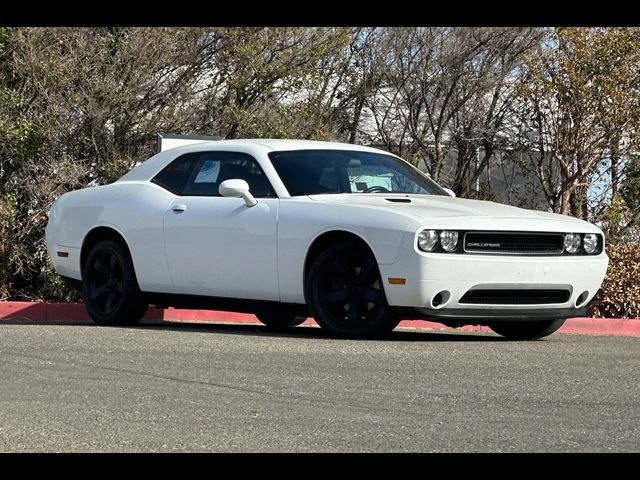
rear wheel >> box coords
[82,239,148,326]
[489,318,566,340]
[305,242,399,339]
[255,307,307,328]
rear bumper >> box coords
[379,233,609,314]
[46,241,81,280]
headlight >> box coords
[583,234,599,254]
[564,233,581,254]
[440,231,459,252]
[417,230,438,252]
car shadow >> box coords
[0,317,504,342]
[146,321,504,342]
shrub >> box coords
[0,199,12,300]
[588,243,640,319]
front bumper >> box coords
[379,233,609,317]
[397,306,586,323]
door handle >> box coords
[171,204,187,213]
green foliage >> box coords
[596,195,631,241]
[32,237,80,302]
[210,27,352,139]
[0,87,45,158]
[589,243,640,319]
[239,102,336,140]
[621,156,640,211]
[0,27,358,302]
[518,27,640,216]
[95,155,138,185]
[0,26,638,315]
[0,197,13,300]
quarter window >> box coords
[152,151,275,197]
[151,153,198,195]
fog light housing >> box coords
[440,231,459,252]
[564,233,581,254]
[583,234,598,254]
[417,229,438,252]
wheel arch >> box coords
[303,230,378,285]
[80,225,133,277]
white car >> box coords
[45,139,609,339]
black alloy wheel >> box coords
[82,239,148,326]
[306,242,399,338]
[87,249,124,316]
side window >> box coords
[193,160,220,184]
[153,151,275,197]
[152,152,200,195]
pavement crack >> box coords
[0,349,420,417]
[0,349,277,397]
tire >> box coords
[82,239,148,326]
[305,241,400,339]
[255,307,307,328]
[488,318,566,340]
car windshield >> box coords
[268,149,448,197]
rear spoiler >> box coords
[156,133,222,153]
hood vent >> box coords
[385,198,411,203]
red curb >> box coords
[161,308,256,323]
[0,301,638,336]
[0,301,46,321]
[560,317,640,336]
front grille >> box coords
[463,231,564,255]
[459,289,570,305]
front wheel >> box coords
[488,318,566,340]
[82,239,148,326]
[305,241,400,339]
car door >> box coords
[158,150,279,300]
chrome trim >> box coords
[463,231,565,256]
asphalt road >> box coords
[0,319,638,452]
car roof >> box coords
[118,139,393,183]
[158,139,388,156]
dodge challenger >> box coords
[45,139,609,339]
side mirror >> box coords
[443,187,456,198]
[219,179,258,207]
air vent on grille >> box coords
[464,232,564,255]
[459,289,570,305]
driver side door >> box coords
[156,150,280,301]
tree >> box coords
[0,27,213,299]
[0,27,356,300]
[365,26,540,192]
[1,26,638,300]
[516,27,640,217]
[194,27,352,140]
[614,154,640,240]
[447,28,542,198]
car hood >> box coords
[307,193,602,233]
